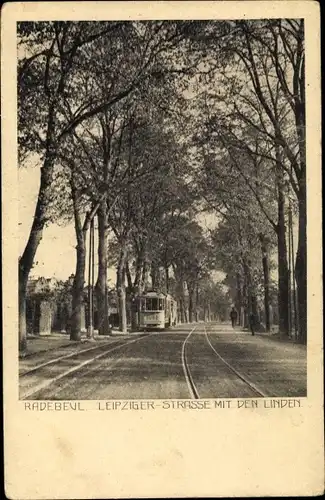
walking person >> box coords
[249,312,255,336]
[230,306,238,329]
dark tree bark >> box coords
[195,283,199,322]
[165,264,170,294]
[259,234,271,332]
[276,183,289,336]
[235,272,243,326]
[95,203,110,335]
[117,247,128,333]
[188,284,195,323]
[19,149,55,351]
[245,258,261,330]
[133,250,144,295]
[151,262,159,289]
[125,260,133,291]
[141,256,150,292]
[295,181,307,343]
[18,275,28,351]
[242,259,250,328]
[70,178,87,340]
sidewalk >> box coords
[243,327,305,346]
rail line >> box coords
[181,326,200,399]
[19,342,75,360]
[20,337,144,377]
[21,334,151,400]
[204,326,267,397]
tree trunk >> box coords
[141,257,150,292]
[235,272,243,326]
[70,179,87,340]
[95,203,110,335]
[182,298,188,323]
[195,283,199,322]
[125,260,133,291]
[188,285,194,323]
[295,184,307,344]
[260,235,271,332]
[151,262,159,290]
[117,248,128,333]
[274,144,290,336]
[18,271,28,351]
[245,259,261,330]
[70,238,86,340]
[178,280,188,323]
[251,294,260,328]
[134,251,144,295]
[207,302,211,322]
[165,264,170,294]
[242,259,250,328]
[277,189,289,336]
[18,152,55,351]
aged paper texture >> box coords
[2,1,323,498]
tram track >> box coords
[21,325,268,400]
[19,342,75,360]
[182,324,267,399]
[181,326,201,399]
[204,325,267,397]
[20,334,151,400]
[20,337,134,377]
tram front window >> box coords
[158,299,165,310]
[144,298,164,311]
[150,298,158,310]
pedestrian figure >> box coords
[249,312,255,336]
[230,306,238,328]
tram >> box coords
[135,290,178,330]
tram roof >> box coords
[139,291,166,298]
[138,290,175,299]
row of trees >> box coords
[18,19,306,350]
[187,19,306,341]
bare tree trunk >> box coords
[134,252,144,295]
[70,178,87,340]
[207,302,211,322]
[260,235,271,332]
[235,272,243,326]
[95,203,110,335]
[295,182,307,344]
[273,144,290,337]
[178,281,187,323]
[182,299,188,323]
[188,285,194,323]
[195,283,199,322]
[277,189,289,336]
[71,236,86,340]
[117,248,128,333]
[151,261,159,289]
[125,260,133,291]
[165,264,170,294]
[19,150,55,351]
[18,274,28,351]
[141,256,150,292]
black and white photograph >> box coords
[2,1,323,498]
[17,14,308,401]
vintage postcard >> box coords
[2,1,323,498]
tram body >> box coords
[136,291,177,329]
